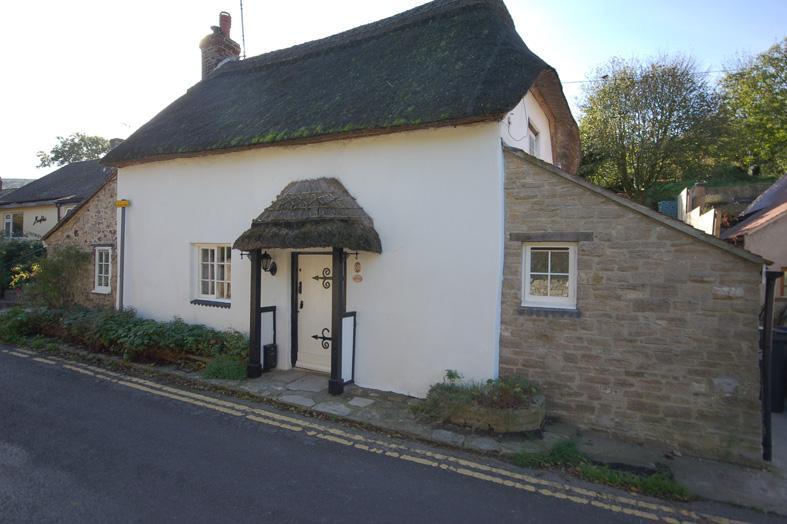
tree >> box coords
[578,56,721,202]
[719,39,787,176]
[36,132,110,168]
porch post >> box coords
[247,249,263,378]
[329,246,345,394]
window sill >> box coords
[518,306,581,318]
[191,299,231,309]
[92,289,112,295]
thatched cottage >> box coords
[103,0,766,461]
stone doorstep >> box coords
[12,343,787,515]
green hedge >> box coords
[0,307,247,362]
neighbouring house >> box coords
[676,181,776,237]
[102,0,765,461]
[0,160,114,239]
[677,186,721,236]
[41,175,118,308]
[722,175,787,314]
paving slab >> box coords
[431,429,465,447]
[347,397,375,408]
[465,436,502,453]
[279,394,316,408]
[314,401,352,417]
[286,374,329,393]
[266,368,309,384]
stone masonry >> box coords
[44,176,117,309]
[500,149,763,464]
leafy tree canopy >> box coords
[719,38,787,176]
[578,56,721,203]
[36,132,110,168]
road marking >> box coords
[7,349,747,524]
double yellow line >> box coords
[2,348,745,524]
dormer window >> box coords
[527,120,540,158]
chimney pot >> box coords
[199,12,241,80]
[219,11,231,36]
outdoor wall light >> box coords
[261,251,278,276]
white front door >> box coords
[296,254,333,373]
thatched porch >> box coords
[234,178,381,395]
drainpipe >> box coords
[116,200,130,310]
[762,270,783,462]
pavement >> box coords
[1,347,783,523]
[194,359,787,516]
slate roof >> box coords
[0,160,114,206]
[234,178,382,253]
[104,0,578,170]
[720,175,787,240]
[721,201,787,240]
[741,175,787,218]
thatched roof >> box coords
[103,0,578,170]
[233,178,382,253]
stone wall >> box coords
[500,150,763,464]
[44,177,117,309]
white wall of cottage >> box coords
[499,91,553,164]
[116,122,505,397]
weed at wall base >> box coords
[512,440,693,501]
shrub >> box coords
[16,246,89,308]
[0,307,249,363]
[0,307,38,341]
[0,239,44,298]
[202,355,247,380]
[413,371,539,422]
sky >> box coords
[2,0,784,181]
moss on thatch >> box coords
[103,0,574,167]
[233,178,382,253]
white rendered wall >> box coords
[1,205,59,238]
[117,123,504,397]
[746,213,787,298]
[685,206,716,235]
[499,90,554,163]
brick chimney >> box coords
[199,11,241,80]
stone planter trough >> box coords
[448,395,545,433]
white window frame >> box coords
[4,213,22,238]
[195,244,232,302]
[521,242,577,309]
[93,247,112,294]
[527,119,540,158]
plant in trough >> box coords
[413,372,543,432]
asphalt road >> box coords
[0,350,766,523]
